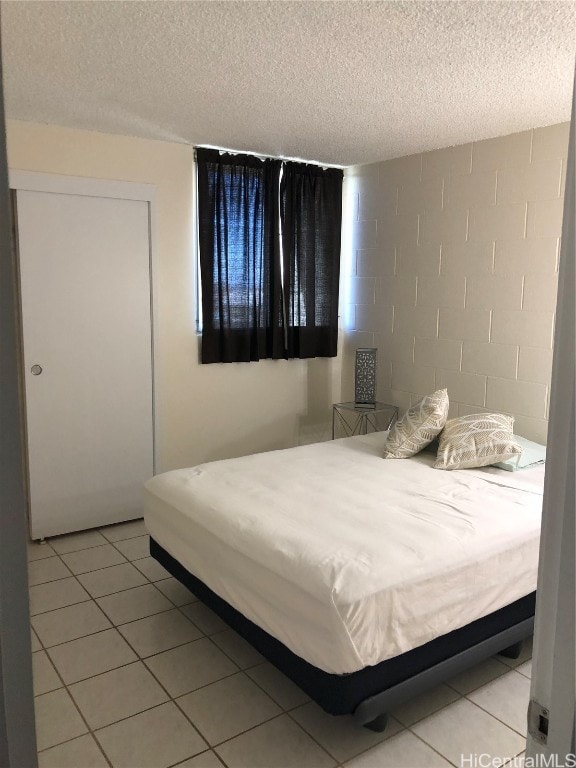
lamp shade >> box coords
[354,348,377,405]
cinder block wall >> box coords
[343,123,569,443]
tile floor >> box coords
[28,521,532,768]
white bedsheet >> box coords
[144,432,544,674]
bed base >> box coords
[151,538,534,732]
[353,626,530,730]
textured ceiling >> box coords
[2,1,575,166]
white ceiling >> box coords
[2,1,575,167]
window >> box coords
[196,148,343,364]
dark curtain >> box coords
[197,148,283,363]
[197,148,343,363]
[280,162,343,358]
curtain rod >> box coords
[194,144,344,171]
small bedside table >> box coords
[332,402,399,439]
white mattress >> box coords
[144,432,544,674]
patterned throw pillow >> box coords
[434,413,522,470]
[383,389,449,459]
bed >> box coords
[144,431,543,731]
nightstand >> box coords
[332,402,399,439]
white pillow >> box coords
[383,389,449,459]
[434,413,522,470]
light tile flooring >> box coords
[28,520,532,768]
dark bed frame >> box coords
[151,537,534,732]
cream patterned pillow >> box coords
[383,389,449,459]
[434,413,522,470]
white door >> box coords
[16,188,154,539]
[526,75,575,761]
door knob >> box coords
[31,365,43,375]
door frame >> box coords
[9,170,158,479]
[0,25,37,762]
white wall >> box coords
[7,120,343,471]
[343,123,570,443]
[11,118,564,461]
